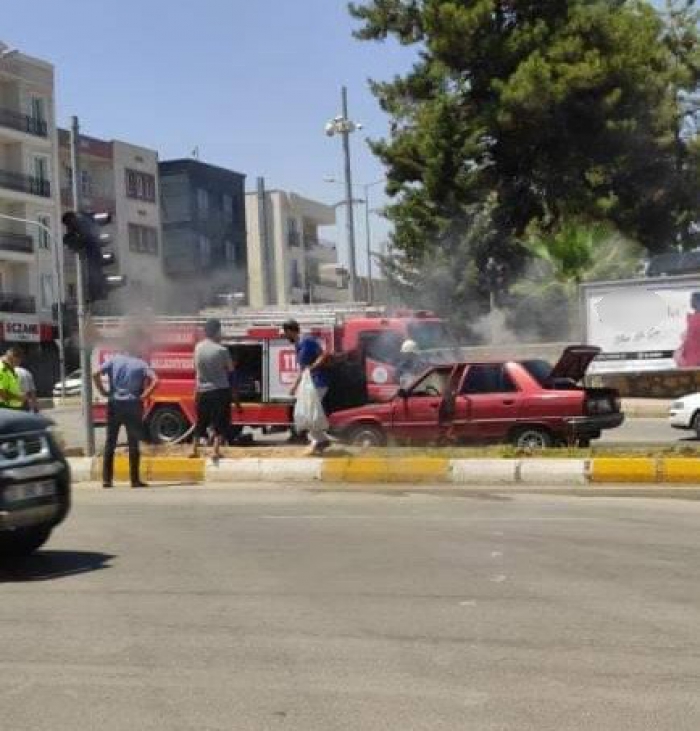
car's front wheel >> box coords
[512,426,553,450]
[346,423,387,448]
[0,526,52,559]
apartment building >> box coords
[0,44,63,391]
[58,130,164,313]
[245,188,347,307]
[160,159,247,312]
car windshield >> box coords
[407,322,454,350]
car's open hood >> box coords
[549,345,601,383]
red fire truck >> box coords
[91,306,451,443]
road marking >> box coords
[459,600,477,607]
[490,575,507,583]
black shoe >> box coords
[102,482,113,489]
[131,481,148,489]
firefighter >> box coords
[396,338,423,388]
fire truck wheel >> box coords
[147,406,190,445]
[346,423,387,448]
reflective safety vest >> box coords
[0,361,24,409]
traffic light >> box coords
[62,210,126,302]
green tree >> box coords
[350,0,700,311]
[510,220,643,339]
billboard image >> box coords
[584,277,700,374]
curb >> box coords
[67,456,700,487]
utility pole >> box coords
[70,115,95,457]
[325,89,362,302]
[341,87,358,302]
[364,189,374,305]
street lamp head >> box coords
[324,122,336,137]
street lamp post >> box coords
[326,177,384,304]
[325,87,363,302]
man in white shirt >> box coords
[15,364,38,413]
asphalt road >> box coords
[47,404,688,450]
[2,485,700,730]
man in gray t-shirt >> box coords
[190,319,241,459]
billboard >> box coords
[583,276,700,374]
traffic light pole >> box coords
[70,115,95,457]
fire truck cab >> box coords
[91,305,450,444]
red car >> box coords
[328,346,624,449]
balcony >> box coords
[0,107,48,138]
[0,293,36,314]
[0,169,50,198]
[0,231,33,255]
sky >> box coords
[3,0,418,270]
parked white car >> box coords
[52,369,82,398]
[669,393,700,437]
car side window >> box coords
[461,365,517,394]
[411,370,449,397]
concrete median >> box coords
[65,455,700,487]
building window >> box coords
[37,215,51,250]
[40,274,53,309]
[197,189,209,219]
[288,218,300,247]
[125,169,156,202]
[80,170,92,197]
[30,96,46,123]
[291,260,301,289]
[223,195,233,217]
[67,283,76,301]
[199,235,212,267]
[225,240,237,263]
[128,224,159,255]
[33,156,49,182]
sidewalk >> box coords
[622,398,672,418]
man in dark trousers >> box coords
[93,342,159,489]
[190,318,242,461]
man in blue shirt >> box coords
[93,345,159,488]
[283,319,331,454]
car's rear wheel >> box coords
[512,426,553,450]
[346,424,387,448]
[0,527,52,559]
[147,406,190,444]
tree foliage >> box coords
[350,0,700,321]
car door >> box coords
[458,364,522,441]
[391,366,453,442]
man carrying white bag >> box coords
[283,319,332,455]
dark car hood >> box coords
[0,408,52,435]
[549,345,601,383]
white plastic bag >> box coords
[294,369,329,433]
